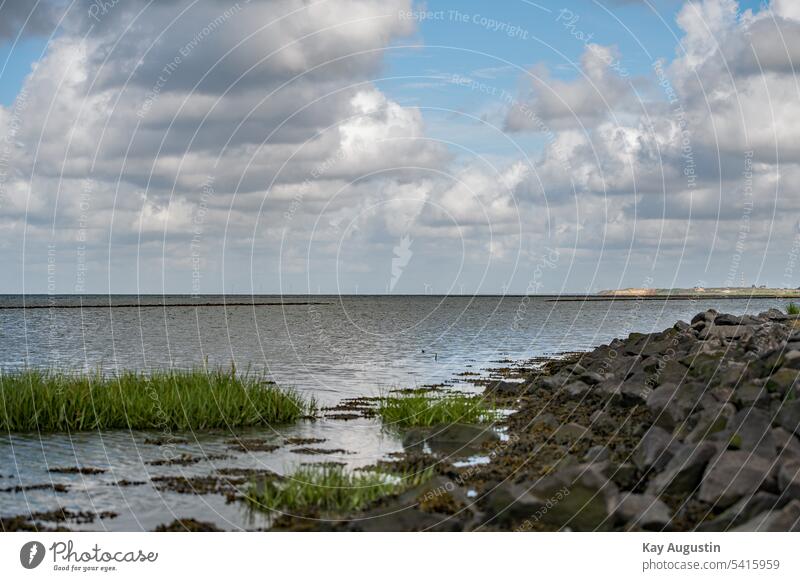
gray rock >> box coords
[773,427,800,462]
[580,371,604,385]
[552,422,589,444]
[765,368,800,396]
[776,401,800,435]
[529,465,619,531]
[699,325,753,342]
[722,408,776,459]
[646,382,703,431]
[692,310,719,325]
[486,380,529,396]
[734,384,770,410]
[760,308,788,321]
[647,441,718,497]
[696,492,786,531]
[686,404,735,444]
[714,314,742,326]
[584,446,611,463]
[617,374,651,405]
[563,381,591,398]
[633,426,679,472]
[539,374,569,391]
[603,462,639,490]
[698,451,774,509]
[732,499,800,531]
[777,459,800,499]
[613,493,673,530]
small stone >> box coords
[584,446,610,463]
[563,381,591,398]
[613,493,673,531]
[552,422,589,444]
[604,462,638,490]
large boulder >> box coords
[775,401,800,435]
[696,492,787,531]
[647,442,718,497]
[483,465,619,531]
[732,500,800,531]
[776,459,800,499]
[633,426,679,472]
[697,451,775,509]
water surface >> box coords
[0,295,789,530]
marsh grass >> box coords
[245,464,432,515]
[788,302,800,315]
[0,368,314,432]
[377,392,497,427]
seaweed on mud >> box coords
[290,447,353,455]
[49,466,106,475]
[147,453,230,466]
[154,518,222,532]
[283,437,326,445]
[144,437,190,445]
[0,483,69,493]
[224,438,281,452]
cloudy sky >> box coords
[1,0,798,294]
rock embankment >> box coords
[276,308,800,532]
[477,308,800,531]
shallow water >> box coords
[0,295,791,529]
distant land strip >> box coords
[0,302,331,310]
[548,294,800,302]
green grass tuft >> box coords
[787,302,800,315]
[0,368,314,432]
[377,392,497,427]
[245,464,431,515]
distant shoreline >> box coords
[549,294,800,302]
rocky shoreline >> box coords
[294,308,800,531]
[7,307,800,531]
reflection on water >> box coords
[0,295,790,529]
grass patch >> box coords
[788,302,800,315]
[0,368,314,432]
[244,464,431,515]
[377,393,497,427]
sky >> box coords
[0,0,798,295]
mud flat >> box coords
[279,307,800,531]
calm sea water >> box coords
[0,295,790,530]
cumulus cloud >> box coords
[0,0,60,40]
[4,0,800,293]
[0,0,459,292]
[498,0,800,289]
